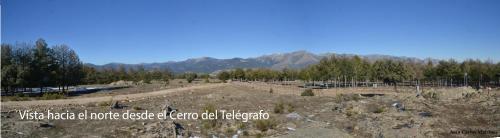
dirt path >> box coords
[1,83,228,107]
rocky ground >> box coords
[1,82,499,138]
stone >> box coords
[110,101,122,109]
[418,112,432,117]
[286,112,302,120]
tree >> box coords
[185,72,197,83]
[1,44,17,93]
[233,68,245,81]
[31,39,58,92]
[217,71,230,83]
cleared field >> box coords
[1,82,499,138]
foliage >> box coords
[40,93,65,100]
[301,89,314,96]
[217,71,230,82]
[254,119,277,132]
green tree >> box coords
[217,71,230,83]
[185,72,197,83]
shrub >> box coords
[273,102,285,114]
[254,119,277,132]
[201,104,218,129]
[237,122,247,129]
[373,107,385,113]
[225,127,235,134]
[422,91,439,100]
[132,106,143,110]
[40,93,65,100]
[335,94,345,103]
[345,106,358,117]
[9,93,29,101]
[97,100,112,106]
[301,89,314,96]
[287,103,295,113]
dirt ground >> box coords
[1,81,499,138]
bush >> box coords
[422,91,439,100]
[373,107,385,113]
[132,106,143,110]
[9,93,29,101]
[345,106,358,117]
[40,93,65,100]
[287,103,295,112]
[301,89,314,96]
[97,100,112,106]
[254,119,277,132]
[225,127,235,134]
[335,94,345,103]
[201,104,218,129]
[273,102,285,114]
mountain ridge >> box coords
[85,51,436,73]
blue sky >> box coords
[2,0,500,65]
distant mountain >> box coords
[85,50,435,73]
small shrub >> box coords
[352,94,361,101]
[255,133,264,138]
[237,122,247,129]
[40,93,65,100]
[242,130,249,136]
[335,94,345,103]
[273,102,285,114]
[132,106,143,110]
[225,127,235,134]
[97,100,112,106]
[301,89,314,96]
[201,104,218,129]
[373,107,385,114]
[254,119,277,132]
[9,93,29,101]
[287,103,295,113]
[423,91,439,100]
[345,106,358,117]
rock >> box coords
[39,122,53,128]
[418,112,432,117]
[162,100,177,116]
[286,112,302,120]
[110,101,122,109]
[392,123,412,129]
[391,102,405,111]
[172,121,184,136]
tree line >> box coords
[1,39,84,94]
[82,65,173,85]
[1,39,176,94]
[218,55,500,88]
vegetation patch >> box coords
[254,119,277,132]
[201,104,219,130]
[40,93,65,100]
[301,89,314,96]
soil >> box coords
[1,81,499,138]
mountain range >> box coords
[85,50,434,73]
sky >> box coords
[2,0,500,65]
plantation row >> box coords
[218,55,500,88]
